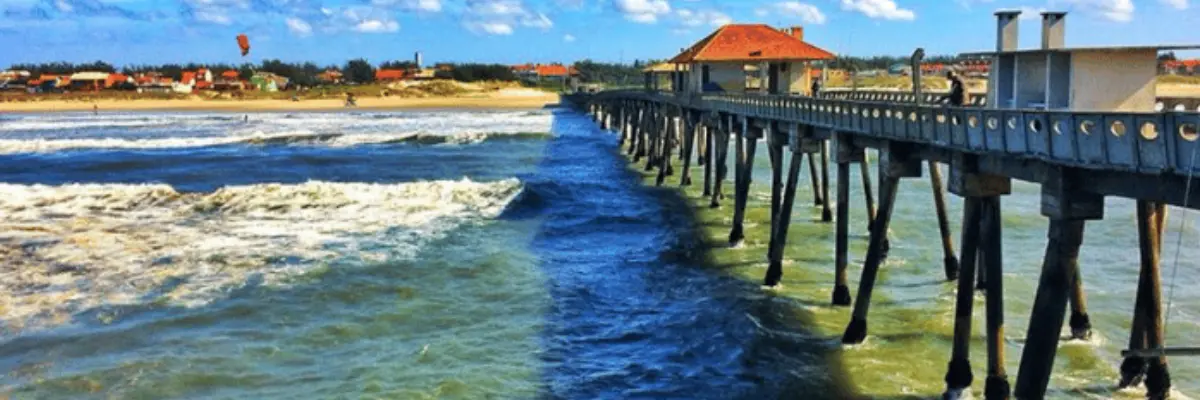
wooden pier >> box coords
[572,87,1199,398]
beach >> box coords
[0,89,560,113]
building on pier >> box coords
[667,24,835,95]
[963,11,1200,112]
[642,62,688,91]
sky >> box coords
[0,0,1197,67]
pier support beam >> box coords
[861,153,877,230]
[944,157,1011,398]
[729,118,760,247]
[832,133,860,306]
[1014,170,1103,400]
[1119,201,1171,398]
[842,144,921,344]
[809,152,823,207]
[710,115,731,209]
[656,114,673,186]
[680,113,696,187]
[820,140,833,222]
[703,123,713,197]
[765,123,800,287]
[929,160,959,282]
[981,196,1010,400]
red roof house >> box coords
[668,24,834,94]
[220,70,240,80]
[375,69,408,81]
[181,71,197,85]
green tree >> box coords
[345,59,375,83]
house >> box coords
[250,72,289,92]
[375,69,408,82]
[534,64,577,81]
[920,62,947,76]
[0,70,31,90]
[318,69,344,84]
[669,24,836,95]
[180,68,214,87]
[220,70,240,81]
[107,73,133,89]
[68,71,111,91]
[1162,59,1200,76]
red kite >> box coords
[237,34,250,57]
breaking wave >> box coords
[0,178,524,334]
[0,131,551,153]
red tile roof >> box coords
[535,64,575,77]
[196,81,213,90]
[221,70,240,79]
[670,24,835,63]
[512,64,535,72]
[181,71,197,83]
[375,69,407,80]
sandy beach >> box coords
[1,90,561,113]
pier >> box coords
[569,10,1199,400]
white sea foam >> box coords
[0,110,553,153]
[0,178,524,334]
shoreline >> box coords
[0,94,562,113]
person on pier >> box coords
[938,71,965,106]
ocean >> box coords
[0,108,1196,399]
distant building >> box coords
[68,71,111,91]
[251,72,289,92]
[668,24,835,95]
[1162,59,1200,76]
[318,69,344,84]
[375,69,408,82]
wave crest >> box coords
[0,178,523,334]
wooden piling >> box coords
[766,129,800,287]
[655,115,673,186]
[809,153,823,207]
[1013,219,1088,399]
[861,153,877,230]
[710,117,730,209]
[703,125,714,197]
[842,174,900,344]
[729,121,759,247]
[929,160,960,282]
[945,197,982,395]
[981,197,1010,400]
[644,111,659,171]
[1068,261,1092,340]
[833,134,858,306]
[820,140,833,222]
[1120,201,1172,398]
[680,115,695,187]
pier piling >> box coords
[729,119,760,247]
[929,161,959,281]
[832,134,860,306]
[820,141,832,222]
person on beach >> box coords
[93,104,98,115]
[345,93,357,107]
[939,71,965,106]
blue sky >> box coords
[1,0,1196,67]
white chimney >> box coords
[995,10,1022,52]
[1041,12,1066,49]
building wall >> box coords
[1070,50,1157,111]
[780,62,811,95]
[704,62,746,92]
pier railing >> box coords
[592,90,1200,177]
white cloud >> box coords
[181,0,252,25]
[755,2,825,24]
[614,0,670,23]
[354,19,400,32]
[839,0,915,21]
[463,0,552,35]
[674,8,731,27]
[563,33,576,42]
[285,17,312,36]
[1058,0,1133,22]
[374,0,442,12]
[1016,6,1048,19]
[1160,0,1188,9]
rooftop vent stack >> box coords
[995,10,1022,51]
[789,26,804,41]
[1041,12,1067,49]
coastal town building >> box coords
[318,69,344,84]
[668,24,836,95]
